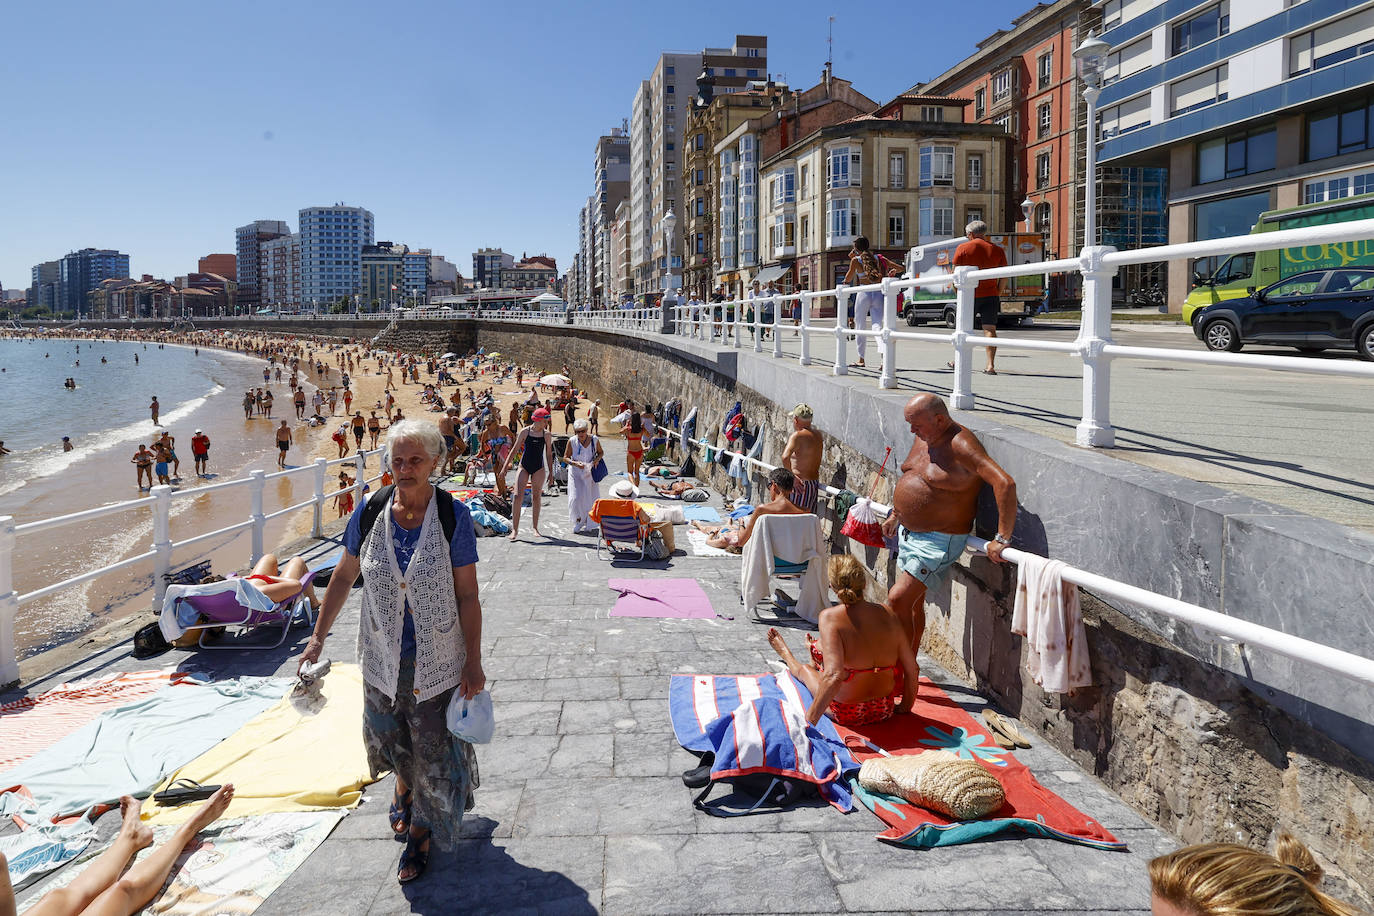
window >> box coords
[1304,169,1374,203]
[889,152,906,189]
[919,145,954,187]
[1038,103,1052,139]
[919,198,954,240]
[920,106,945,121]
[800,164,809,197]
[666,141,675,151]
[771,214,795,253]
[888,207,906,247]
[1101,94,1151,137]
[1306,97,1374,161]
[799,215,810,253]
[747,69,760,78]
[1290,7,1374,75]
[992,70,1012,101]
[1172,2,1229,56]
[695,233,705,254]
[967,155,983,190]
[725,68,736,77]
[974,87,986,119]
[666,85,675,94]
[1035,202,1051,234]
[827,147,861,188]
[1190,191,1271,279]
[1170,65,1228,116]
[666,66,675,75]
[746,47,760,57]
[1038,52,1052,89]
[966,207,984,226]
[694,168,705,185]
[1196,129,1276,183]
[666,104,675,114]
[993,113,1013,134]
[695,197,706,216]
[1036,151,1052,189]
[827,198,860,244]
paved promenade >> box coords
[659,319,1374,534]
[5,436,1174,915]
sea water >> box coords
[0,337,321,657]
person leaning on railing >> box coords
[298,419,484,885]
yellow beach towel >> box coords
[142,663,376,826]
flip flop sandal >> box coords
[397,831,431,884]
[982,709,1032,749]
[389,786,413,839]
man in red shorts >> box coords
[952,220,1008,375]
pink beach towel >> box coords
[608,578,716,619]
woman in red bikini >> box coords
[768,554,918,727]
[623,412,645,487]
[241,553,321,610]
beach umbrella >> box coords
[539,373,571,387]
[487,351,502,358]
[441,352,457,359]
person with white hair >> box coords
[299,418,484,884]
[951,219,1008,375]
[562,418,605,533]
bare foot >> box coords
[507,531,519,541]
[118,795,154,850]
[767,628,803,676]
[531,526,542,537]
[185,784,235,834]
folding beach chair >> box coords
[740,514,827,625]
[589,498,650,562]
[160,568,319,650]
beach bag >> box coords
[646,530,670,561]
[591,458,609,483]
[682,752,817,817]
[132,621,171,659]
[480,492,513,519]
[680,454,697,478]
[841,447,892,548]
[681,488,710,503]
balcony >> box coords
[771,244,796,258]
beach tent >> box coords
[527,292,566,312]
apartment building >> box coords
[592,129,631,306]
[360,242,408,307]
[261,233,300,309]
[298,205,374,305]
[472,248,514,289]
[197,253,236,278]
[714,69,877,297]
[234,220,291,311]
[28,260,59,314]
[500,255,557,290]
[403,249,432,302]
[58,248,130,316]
[758,95,1011,300]
[628,36,768,301]
[608,199,632,303]
[1094,0,1374,309]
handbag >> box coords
[591,458,609,483]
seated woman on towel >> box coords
[767,554,919,727]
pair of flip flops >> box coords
[981,709,1032,750]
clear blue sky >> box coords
[1,0,1038,292]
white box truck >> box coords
[902,233,1046,328]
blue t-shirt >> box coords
[344,493,479,657]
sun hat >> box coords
[789,403,814,419]
[610,480,639,499]
[532,408,551,420]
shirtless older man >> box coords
[882,393,1017,660]
[780,403,823,513]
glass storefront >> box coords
[1191,190,1271,279]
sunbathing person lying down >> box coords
[650,480,695,498]
[689,518,746,552]
[236,553,322,609]
[767,554,919,727]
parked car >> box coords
[1191,267,1374,359]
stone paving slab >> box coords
[4,439,1174,914]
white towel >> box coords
[741,514,826,623]
[1011,555,1091,694]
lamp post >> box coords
[1073,35,1110,249]
[659,208,678,330]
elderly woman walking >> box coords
[562,418,604,533]
[299,419,484,885]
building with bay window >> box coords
[756,94,1009,306]
[1092,0,1374,311]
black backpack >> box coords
[353,484,459,588]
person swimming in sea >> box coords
[62,437,73,452]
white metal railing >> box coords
[656,421,1374,690]
[0,447,385,687]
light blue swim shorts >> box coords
[896,527,970,587]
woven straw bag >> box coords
[857,750,1006,820]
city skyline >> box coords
[1,0,1041,294]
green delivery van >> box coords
[1183,193,1374,325]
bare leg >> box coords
[983,324,998,373]
[887,571,928,668]
[767,628,822,696]
[80,786,234,916]
[278,556,319,608]
[509,469,530,539]
[529,469,547,536]
[24,797,152,916]
[249,554,282,577]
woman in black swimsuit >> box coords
[500,408,554,541]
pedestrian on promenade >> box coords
[882,394,1017,675]
[299,419,484,885]
[622,412,644,487]
[780,404,822,513]
[1149,832,1361,916]
[563,418,604,533]
[843,237,887,369]
[501,408,554,540]
[951,220,1008,375]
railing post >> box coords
[771,294,783,359]
[1076,245,1118,447]
[833,285,849,375]
[249,470,266,564]
[950,267,976,410]
[0,516,18,688]
[150,484,173,614]
[354,450,368,506]
[752,293,763,353]
[311,457,328,538]
[879,278,897,389]
[732,298,743,349]
[799,292,812,366]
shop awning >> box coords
[753,263,791,286]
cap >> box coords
[194,429,203,434]
[532,408,550,420]
[789,403,814,419]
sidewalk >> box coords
[5,440,1174,914]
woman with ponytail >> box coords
[1149,832,1364,916]
[768,554,919,727]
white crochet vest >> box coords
[357,490,466,702]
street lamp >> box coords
[1073,35,1110,249]
[660,208,678,294]
[1021,195,1035,232]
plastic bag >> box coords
[840,497,885,548]
[446,689,494,744]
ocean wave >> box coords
[0,383,225,497]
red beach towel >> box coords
[836,677,1125,850]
